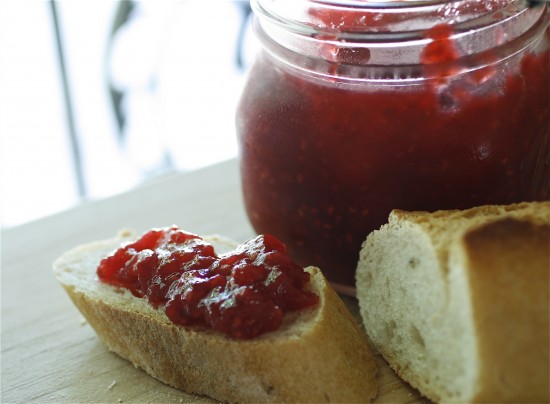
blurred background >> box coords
[1,0,256,228]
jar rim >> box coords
[313,0,466,10]
[252,0,544,40]
[251,0,549,82]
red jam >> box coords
[97,227,319,339]
[237,9,550,287]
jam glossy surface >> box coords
[97,227,319,339]
[237,26,550,287]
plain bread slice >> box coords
[356,201,549,403]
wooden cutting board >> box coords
[1,159,427,403]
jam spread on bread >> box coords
[97,227,319,339]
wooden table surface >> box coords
[1,159,425,403]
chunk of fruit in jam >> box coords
[97,226,319,339]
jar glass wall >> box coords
[236,0,550,290]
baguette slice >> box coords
[54,230,378,403]
[356,201,550,403]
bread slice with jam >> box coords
[53,229,378,403]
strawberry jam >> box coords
[237,1,550,288]
[97,227,319,339]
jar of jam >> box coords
[236,0,550,291]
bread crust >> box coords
[459,218,549,402]
[54,233,378,403]
[356,201,550,403]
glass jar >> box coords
[236,0,550,291]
